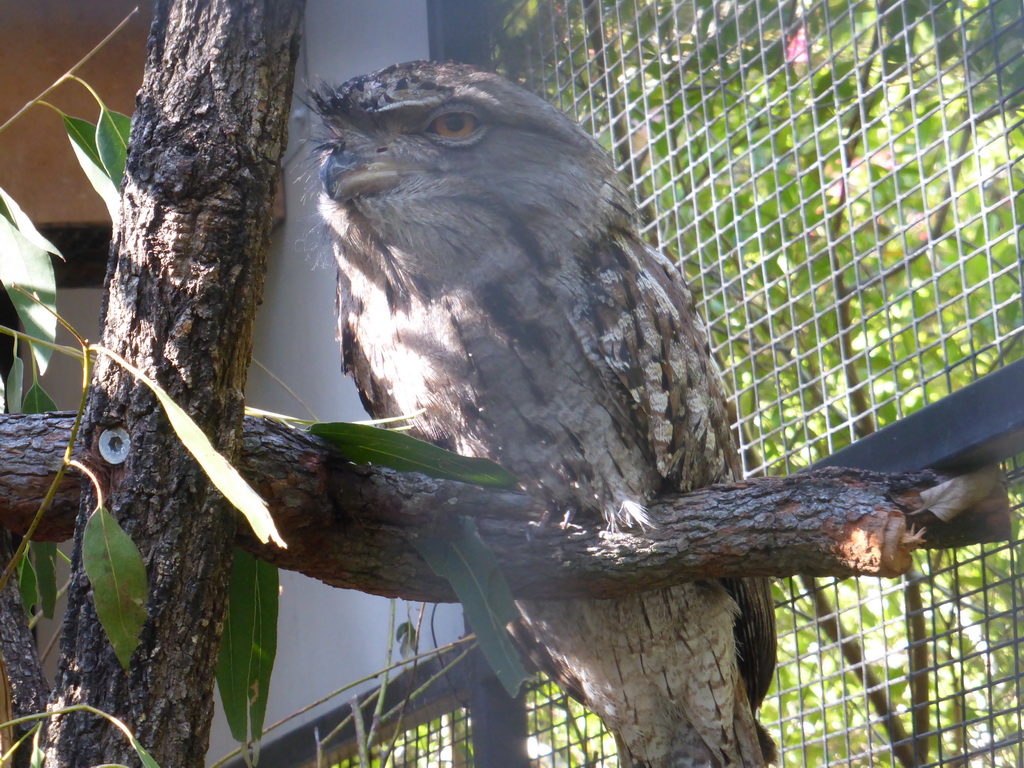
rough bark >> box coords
[0,413,1010,602]
[0,531,49,768]
[40,2,303,766]
[0,1,1013,761]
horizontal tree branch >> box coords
[0,413,1011,601]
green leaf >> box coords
[0,217,57,373]
[413,518,529,696]
[310,422,518,488]
[217,550,279,745]
[97,108,131,184]
[82,506,148,669]
[16,544,58,619]
[29,725,44,768]
[0,187,61,258]
[130,739,161,768]
[64,115,120,220]
[63,115,104,168]
[95,346,284,548]
[396,621,417,657]
[31,542,58,619]
[5,354,23,413]
[89,707,162,768]
[22,382,56,414]
[17,551,38,616]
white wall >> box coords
[207,1,465,761]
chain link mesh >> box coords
[490,1,1023,765]
[328,706,473,768]
[305,2,1022,764]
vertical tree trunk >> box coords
[0,532,49,768]
[44,1,304,765]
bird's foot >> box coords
[606,499,653,532]
[527,507,582,540]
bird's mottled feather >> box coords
[315,61,776,768]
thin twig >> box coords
[250,359,319,421]
[363,601,398,759]
[350,695,370,767]
[206,636,478,768]
[378,645,475,726]
[823,17,884,440]
[379,603,429,768]
[0,8,139,135]
[0,343,90,594]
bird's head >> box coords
[312,61,634,280]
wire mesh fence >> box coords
[525,681,620,765]
[329,707,474,768]
[494,0,1022,468]
[489,0,1023,765]
[309,1,1022,765]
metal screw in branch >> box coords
[99,427,131,465]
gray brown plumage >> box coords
[313,61,776,767]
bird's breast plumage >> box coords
[315,61,776,767]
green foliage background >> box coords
[320,1,1022,765]
[490,0,1023,766]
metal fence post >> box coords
[468,647,531,768]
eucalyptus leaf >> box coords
[64,114,120,220]
[413,518,529,696]
[5,355,23,413]
[97,108,131,184]
[32,542,58,620]
[310,421,518,488]
[22,382,56,414]
[0,187,61,257]
[82,507,148,669]
[17,552,38,617]
[217,549,279,745]
[0,217,57,373]
[63,115,104,168]
[89,707,162,768]
[396,621,417,658]
[96,347,284,548]
[132,741,161,768]
[29,725,43,768]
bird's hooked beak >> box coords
[320,149,408,203]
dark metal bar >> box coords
[467,650,531,768]
[814,358,1024,473]
[426,0,494,67]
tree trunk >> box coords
[0,413,1010,600]
[42,1,303,765]
[0,531,49,768]
[0,2,1011,763]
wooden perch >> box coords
[0,412,1011,602]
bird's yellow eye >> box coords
[427,111,481,140]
